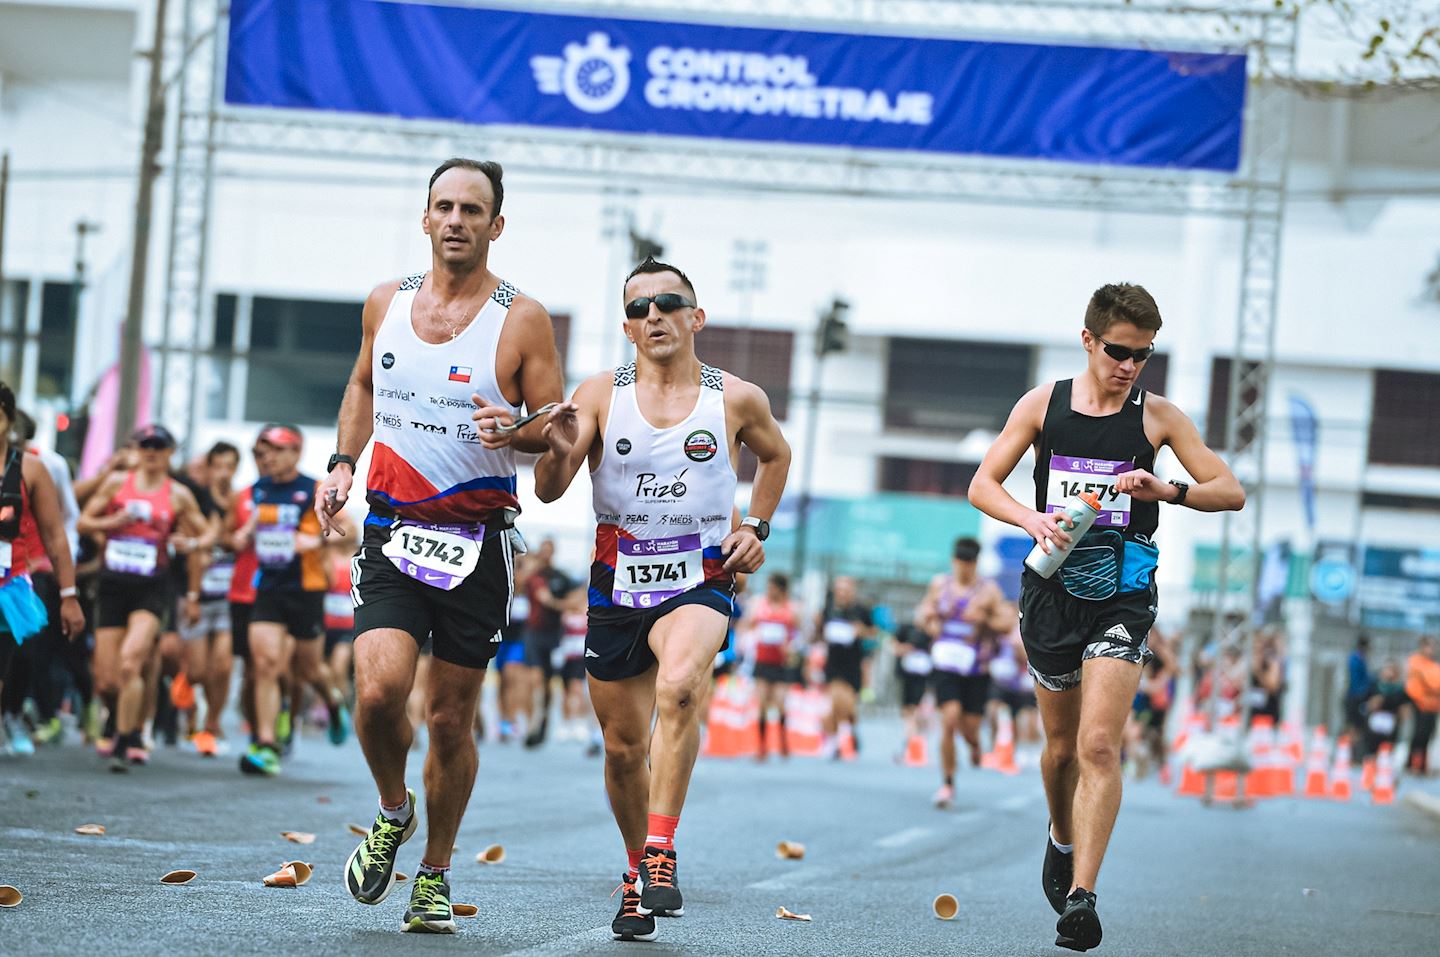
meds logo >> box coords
[531,33,632,114]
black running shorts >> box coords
[933,672,991,715]
[753,661,792,686]
[824,651,863,693]
[252,589,325,641]
[96,573,172,630]
[230,602,252,660]
[352,519,514,670]
[899,671,930,709]
[586,587,733,683]
[1018,571,1156,692]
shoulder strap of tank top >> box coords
[614,362,636,387]
[1048,379,1073,417]
[0,448,23,539]
[398,272,425,292]
[491,280,518,308]
[700,364,724,391]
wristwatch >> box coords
[741,516,770,541]
[1168,480,1190,506]
[327,453,356,473]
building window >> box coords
[1370,369,1440,467]
[878,457,978,498]
[885,338,1031,435]
[1206,356,1260,450]
[696,326,793,421]
[244,295,361,425]
[38,281,78,399]
[0,279,31,383]
[1136,352,1169,396]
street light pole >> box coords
[792,297,848,579]
[115,0,170,449]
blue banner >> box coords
[226,0,1247,172]
[1288,394,1319,531]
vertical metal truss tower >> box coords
[161,0,1294,622]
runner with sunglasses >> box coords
[319,158,565,934]
[225,434,273,746]
[969,283,1244,952]
[521,256,791,942]
[78,425,207,771]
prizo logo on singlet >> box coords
[377,387,414,402]
[411,422,447,434]
[374,411,402,429]
[455,423,481,444]
[635,469,688,500]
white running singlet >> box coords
[367,273,522,523]
[589,362,737,618]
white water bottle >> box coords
[1025,491,1102,579]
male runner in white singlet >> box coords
[317,158,565,934]
[969,283,1243,951]
[511,257,790,942]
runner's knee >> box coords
[426,703,473,743]
[1046,737,1079,768]
[655,673,702,716]
[1077,729,1121,772]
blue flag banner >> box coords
[1288,394,1319,531]
[225,0,1247,172]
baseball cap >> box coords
[257,423,303,449]
[131,424,177,449]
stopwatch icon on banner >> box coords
[531,33,631,114]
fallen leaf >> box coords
[263,861,314,888]
[395,872,409,882]
[476,844,505,864]
[281,831,316,845]
[775,840,805,860]
[453,903,479,918]
[776,906,812,922]
[160,870,197,885]
[0,886,22,907]
[74,824,107,836]
[346,822,368,836]
[316,796,332,805]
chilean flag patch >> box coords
[448,365,472,383]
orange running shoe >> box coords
[193,730,218,757]
[170,673,196,711]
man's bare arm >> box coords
[533,373,606,504]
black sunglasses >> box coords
[624,293,695,320]
[1095,335,1155,364]
[138,438,173,451]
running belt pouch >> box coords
[1057,530,1123,601]
[0,576,48,643]
[0,449,22,540]
[1119,536,1160,593]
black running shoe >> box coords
[402,872,455,934]
[636,846,683,917]
[344,788,417,904]
[1056,887,1102,952]
[1043,825,1074,915]
[611,873,658,942]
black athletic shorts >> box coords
[252,589,325,641]
[586,587,734,683]
[524,626,561,676]
[899,671,930,709]
[352,519,514,670]
[325,628,354,656]
[824,650,863,693]
[96,573,172,629]
[933,672,991,715]
[992,685,1037,715]
[1018,572,1156,692]
[230,602,252,660]
[560,657,586,684]
[754,661,793,686]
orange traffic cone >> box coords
[838,725,857,761]
[783,689,825,757]
[1213,770,1241,802]
[1361,756,1376,792]
[1177,761,1207,797]
[1244,717,1276,800]
[1328,735,1354,802]
[903,734,929,767]
[1279,722,1305,765]
[1302,726,1331,798]
[1372,744,1396,805]
[981,708,1019,775]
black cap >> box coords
[131,424,177,448]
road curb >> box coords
[1403,790,1440,822]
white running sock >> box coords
[380,793,412,823]
[1050,828,1074,854]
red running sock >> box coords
[627,847,644,879]
[645,813,680,850]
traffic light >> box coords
[816,297,849,357]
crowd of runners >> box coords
[18,156,1437,954]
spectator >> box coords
[1404,636,1439,775]
[1346,635,1373,747]
[1364,660,1409,759]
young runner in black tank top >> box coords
[969,284,1245,952]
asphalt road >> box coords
[3,713,1438,956]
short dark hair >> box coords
[625,256,697,300]
[427,158,504,218]
[206,441,240,465]
[0,382,14,424]
[769,573,789,593]
[1084,283,1162,336]
[953,536,981,561]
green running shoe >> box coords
[402,872,455,934]
[328,703,351,746]
[239,743,281,776]
[275,710,293,754]
[345,788,417,904]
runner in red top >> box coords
[0,383,85,725]
[325,536,358,706]
[225,436,269,739]
[78,424,206,771]
[742,573,803,760]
